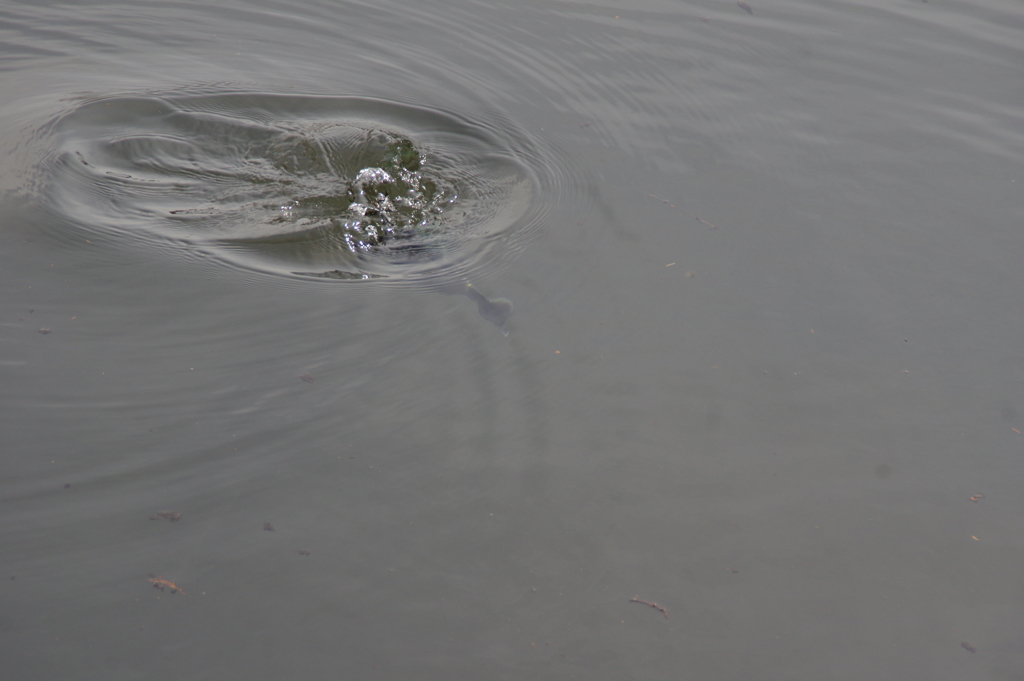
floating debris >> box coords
[149,511,181,522]
[646,193,718,229]
[629,596,668,619]
[148,575,185,595]
[298,549,311,556]
[263,522,275,531]
[300,374,314,384]
[738,1,754,14]
[961,642,976,653]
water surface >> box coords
[2,0,1023,679]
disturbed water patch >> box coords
[41,92,543,283]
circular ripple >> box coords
[43,92,545,283]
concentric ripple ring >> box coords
[41,91,548,284]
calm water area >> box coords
[2,0,1023,678]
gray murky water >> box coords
[2,0,1023,678]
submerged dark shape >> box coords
[464,286,514,334]
[442,282,513,336]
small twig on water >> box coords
[630,596,669,619]
[648,193,679,209]
[647,194,718,229]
